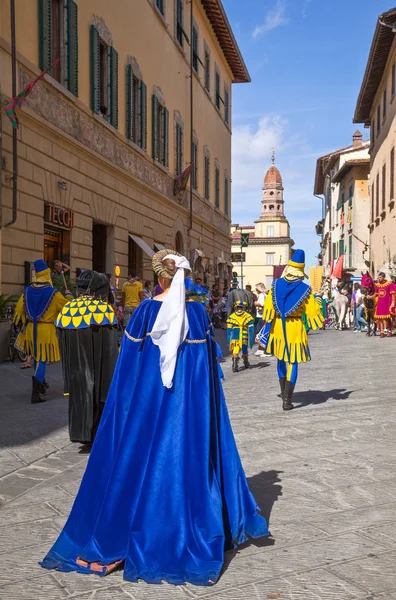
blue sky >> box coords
[225,0,392,266]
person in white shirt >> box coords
[254,283,267,356]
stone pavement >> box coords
[0,329,396,599]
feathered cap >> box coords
[152,249,190,279]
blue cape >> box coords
[24,285,57,355]
[272,278,311,362]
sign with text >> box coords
[231,252,246,263]
[44,204,74,229]
[240,233,250,247]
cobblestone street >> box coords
[0,328,395,600]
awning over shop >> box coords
[153,242,166,251]
[129,234,155,258]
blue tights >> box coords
[277,359,298,386]
[34,360,46,384]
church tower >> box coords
[255,152,291,241]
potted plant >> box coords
[0,294,19,362]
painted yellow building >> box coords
[231,157,294,290]
[354,7,396,277]
[0,0,249,293]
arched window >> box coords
[277,205,280,210]
[270,191,274,196]
[269,205,275,211]
[175,231,184,254]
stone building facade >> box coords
[353,7,396,277]
[231,157,294,290]
[0,0,249,293]
[314,132,370,277]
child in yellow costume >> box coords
[227,300,255,372]
[257,250,324,410]
[14,259,72,404]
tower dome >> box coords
[263,151,283,189]
[259,151,285,219]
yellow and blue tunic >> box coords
[226,312,255,355]
[262,278,324,363]
[14,285,72,362]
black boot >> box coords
[282,380,295,411]
[242,355,250,369]
[42,380,49,392]
[278,377,286,398]
[31,376,47,404]
[232,357,240,373]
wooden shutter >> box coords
[152,95,159,160]
[110,47,119,128]
[126,65,134,140]
[163,107,169,167]
[90,25,100,113]
[139,81,147,150]
[38,0,52,71]
[67,0,78,96]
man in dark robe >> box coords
[57,270,119,444]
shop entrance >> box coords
[44,226,70,268]
[92,222,107,273]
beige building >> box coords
[0,0,249,294]
[353,7,396,277]
[314,132,370,276]
[231,157,294,290]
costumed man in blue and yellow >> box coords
[256,249,324,410]
[227,300,255,372]
[14,259,73,404]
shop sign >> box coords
[44,203,74,228]
[231,252,246,262]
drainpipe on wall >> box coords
[4,0,18,228]
[187,0,193,234]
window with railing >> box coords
[382,163,386,211]
[152,95,169,167]
[204,149,210,200]
[126,65,147,150]
[39,0,79,95]
[215,165,220,208]
[192,139,198,190]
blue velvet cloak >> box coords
[40,300,268,586]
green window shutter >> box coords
[139,81,147,151]
[90,25,100,113]
[66,0,78,96]
[126,65,133,140]
[110,47,119,128]
[38,0,52,71]
[163,107,169,167]
[152,94,159,160]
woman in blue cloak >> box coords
[40,249,268,586]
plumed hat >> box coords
[152,249,190,280]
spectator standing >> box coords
[143,281,153,300]
[122,271,144,327]
[254,283,267,357]
[51,260,71,293]
[227,283,248,317]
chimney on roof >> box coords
[352,130,363,148]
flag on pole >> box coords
[174,163,192,196]
[3,59,60,128]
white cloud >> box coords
[252,0,288,39]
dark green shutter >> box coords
[139,81,147,151]
[152,94,159,160]
[90,25,100,113]
[110,47,119,128]
[38,0,52,71]
[163,107,169,167]
[126,65,133,140]
[67,0,78,96]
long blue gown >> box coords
[41,300,268,585]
